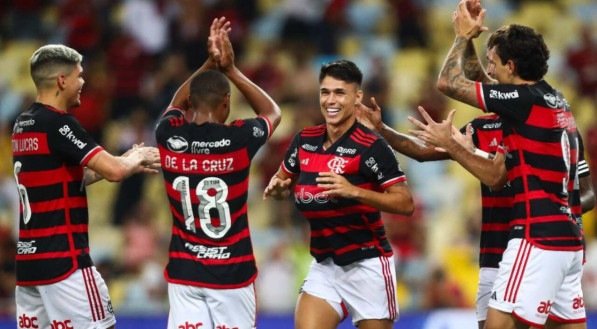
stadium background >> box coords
[0,0,595,327]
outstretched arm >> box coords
[409,107,507,189]
[212,18,281,132]
[84,146,160,183]
[357,99,449,162]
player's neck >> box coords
[186,110,214,125]
[36,90,68,112]
[325,118,355,147]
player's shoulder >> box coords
[299,124,326,137]
[471,113,502,129]
[351,122,382,147]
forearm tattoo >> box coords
[463,41,485,81]
[439,37,478,104]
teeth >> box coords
[327,108,339,113]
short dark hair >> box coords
[189,70,231,108]
[319,59,363,86]
[30,44,82,88]
[487,24,549,81]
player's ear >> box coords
[355,89,363,104]
[56,74,66,90]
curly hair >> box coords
[487,24,550,81]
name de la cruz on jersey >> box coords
[162,137,249,174]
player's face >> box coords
[319,76,362,129]
[486,46,510,84]
[64,63,85,109]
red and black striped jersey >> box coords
[155,107,272,288]
[465,114,511,268]
[476,80,582,250]
[11,103,103,285]
[281,122,406,266]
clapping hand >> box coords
[208,17,234,73]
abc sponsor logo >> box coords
[573,296,584,310]
[536,300,553,315]
[18,314,38,328]
[18,315,73,329]
[177,321,203,329]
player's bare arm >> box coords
[85,146,160,183]
[316,172,414,215]
[409,107,507,189]
[437,0,488,107]
[263,169,295,200]
[580,175,595,213]
[461,0,495,83]
[214,20,282,131]
[357,98,449,162]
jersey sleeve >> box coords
[280,132,301,175]
[49,114,103,166]
[476,82,534,122]
[155,107,185,147]
[360,138,407,189]
[231,117,270,158]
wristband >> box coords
[473,147,491,159]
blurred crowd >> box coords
[0,0,596,317]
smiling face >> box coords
[63,63,85,109]
[319,75,363,130]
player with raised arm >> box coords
[12,44,159,329]
[434,0,588,328]
[154,18,281,329]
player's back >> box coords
[155,109,270,288]
[12,103,102,285]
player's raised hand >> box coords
[356,97,383,132]
[453,0,487,39]
[208,17,234,73]
[408,107,456,151]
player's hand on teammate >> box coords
[316,171,356,199]
[356,97,383,132]
[126,145,161,174]
[208,17,234,73]
[453,0,488,40]
[408,106,456,152]
[263,174,292,200]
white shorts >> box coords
[476,267,498,322]
[488,238,585,326]
[167,282,256,329]
[300,256,398,325]
[16,267,115,329]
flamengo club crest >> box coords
[327,156,348,174]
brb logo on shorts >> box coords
[178,322,203,329]
[18,314,38,328]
